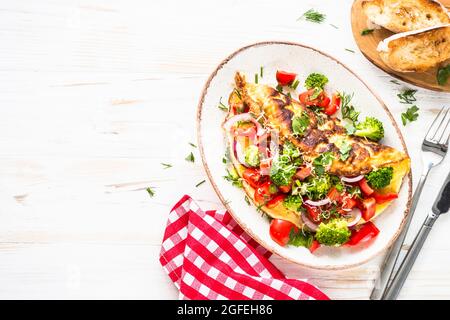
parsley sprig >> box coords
[361,28,374,35]
[397,89,417,104]
[339,92,360,124]
[401,105,419,126]
[298,9,326,23]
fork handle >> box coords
[382,215,437,300]
[370,166,431,300]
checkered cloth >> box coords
[159,195,328,300]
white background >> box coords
[0,0,449,299]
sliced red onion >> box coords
[341,175,364,183]
[301,211,319,232]
[345,209,362,227]
[223,113,265,136]
[304,198,331,207]
[233,139,249,167]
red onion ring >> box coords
[223,113,265,136]
[340,175,364,183]
[345,209,362,227]
[304,198,331,207]
[301,211,319,231]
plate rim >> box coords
[196,41,413,270]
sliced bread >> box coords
[362,0,450,33]
[377,24,450,72]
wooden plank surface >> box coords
[0,0,449,299]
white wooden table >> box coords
[0,0,449,300]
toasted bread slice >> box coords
[362,0,450,33]
[377,24,450,72]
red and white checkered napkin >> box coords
[159,195,329,300]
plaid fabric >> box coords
[159,195,329,300]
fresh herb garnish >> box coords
[244,195,251,206]
[292,111,310,136]
[305,73,328,90]
[222,157,227,164]
[361,28,374,35]
[189,142,197,148]
[195,180,205,187]
[344,123,356,135]
[233,88,242,100]
[336,139,352,161]
[339,92,360,123]
[223,168,243,188]
[161,163,172,169]
[313,152,335,175]
[401,105,419,126]
[345,48,355,53]
[397,89,417,104]
[310,87,323,100]
[276,84,283,93]
[437,65,450,85]
[260,66,264,78]
[146,187,155,197]
[290,79,300,90]
[185,152,195,163]
[218,97,229,112]
[255,73,259,84]
[390,79,401,85]
[298,9,326,23]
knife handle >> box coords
[382,215,438,300]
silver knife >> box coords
[382,171,450,300]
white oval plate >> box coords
[197,42,412,270]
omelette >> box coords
[222,71,410,250]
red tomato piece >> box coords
[323,93,340,116]
[266,194,286,209]
[295,166,312,180]
[359,197,377,221]
[358,178,374,196]
[304,203,322,222]
[278,184,292,193]
[299,89,329,108]
[317,93,330,108]
[342,196,357,210]
[327,187,342,202]
[254,181,274,205]
[242,168,261,189]
[309,240,321,253]
[346,221,380,246]
[276,70,297,86]
[269,219,298,246]
[373,192,398,204]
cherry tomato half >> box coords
[346,221,380,246]
[323,93,340,116]
[309,240,321,253]
[276,70,297,86]
[278,184,292,193]
[359,197,377,221]
[254,181,274,205]
[373,192,398,204]
[299,89,330,108]
[269,219,298,246]
[242,168,261,189]
[304,203,322,222]
[358,178,374,196]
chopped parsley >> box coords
[437,65,450,86]
[292,111,310,136]
[339,92,360,123]
[189,142,197,148]
[401,105,419,126]
[361,28,374,35]
[185,152,195,163]
[218,97,229,112]
[397,89,417,104]
[195,180,205,187]
[244,195,251,206]
[298,9,326,23]
[390,79,401,85]
[260,66,264,78]
[313,152,335,175]
[345,48,355,53]
[146,187,155,197]
[344,123,356,135]
[276,84,283,93]
[222,156,227,164]
[161,163,172,169]
[254,73,259,84]
[335,139,352,161]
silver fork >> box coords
[370,106,450,300]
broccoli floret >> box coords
[354,117,384,141]
[305,174,332,200]
[315,218,351,246]
[304,73,329,90]
[244,145,260,167]
[270,153,297,186]
[366,167,394,189]
[283,194,303,212]
[282,141,301,158]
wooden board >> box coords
[351,0,450,92]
